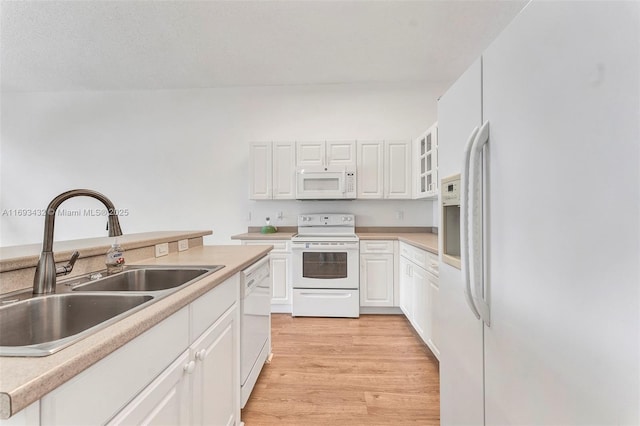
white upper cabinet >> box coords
[250,139,413,200]
[249,141,296,200]
[385,140,412,199]
[356,142,384,198]
[296,141,325,167]
[414,123,438,199]
[249,142,272,200]
[357,140,411,199]
[272,142,296,199]
[296,141,355,168]
[326,141,356,166]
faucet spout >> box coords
[33,189,123,295]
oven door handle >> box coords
[297,292,353,299]
[291,245,359,251]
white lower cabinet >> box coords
[360,254,394,307]
[426,271,440,358]
[41,308,190,425]
[38,274,241,426]
[398,256,414,318]
[191,307,238,426]
[412,265,428,338]
[107,351,191,425]
[399,242,439,359]
[109,306,239,426]
[270,252,291,307]
[359,240,396,308]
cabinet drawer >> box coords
[400,241,438,272]
[292,289,359,318]
[400,242,424,268]
[242,240,290,252]
[190,273,238,343]
[360,240,394,253]
[425,252,439,277]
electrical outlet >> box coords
[277,211,283,220]
[155,242,169,257]
[396,210,404,220]
[247,211,252,221]
[178,239,189,252]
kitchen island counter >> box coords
[0,244,272,420]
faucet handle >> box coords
[56,251,80,277]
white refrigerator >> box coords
[437,1,639,425]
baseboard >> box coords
[270,304,292,314]
[359,306,403,315]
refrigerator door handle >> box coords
[461,126,481,320]
[469,120,491,326]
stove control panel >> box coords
[297,213,356,227]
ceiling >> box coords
[1,0,528,92]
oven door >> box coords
[291,241,359,289]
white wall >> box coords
[0,82,441,246]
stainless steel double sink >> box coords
[0,265,224,357]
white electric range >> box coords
[291,213,359,318]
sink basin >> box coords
[0,265,224,357]
[71,266,222,292]
[0,294,154,357]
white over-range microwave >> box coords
[295,166,356,200]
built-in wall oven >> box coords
[291,214,359,318]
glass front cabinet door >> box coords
[414,123,438,199]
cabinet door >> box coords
[296,141,325,167]
[427,272,440,359]
[398,257,413,319]
[414,125,438,199]
[272,142,296,199]
[107,351,191,426]
[412,265,429,341]
[249,142,272,200]
[191,306,239,426]
[356,141,383,199]
[270,252,291,305]
[326,141,356,166]
[360,253,394,307]
[384,141,412,199]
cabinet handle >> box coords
[195,349,207,361]
[184,360,196,374]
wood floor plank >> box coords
[241,314,440,425]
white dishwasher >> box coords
[240,256,271,408]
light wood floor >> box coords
[241,314,440,425]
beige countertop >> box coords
[231,232,297,240]
[0,230,213,272]
[231,230,439,255]
[358,232,438,255]
[0,244,272,419]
